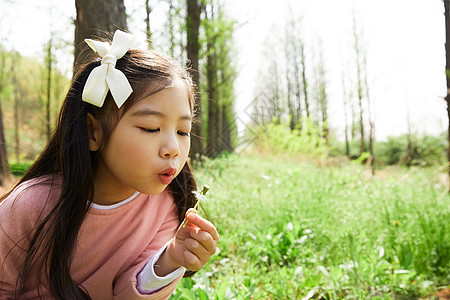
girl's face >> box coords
[91,79,192,204]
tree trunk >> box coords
[220,106,233,152]
[445,0,450,191]
[342,72,350,157]
[206,49,219,158]
[301,44,310,119]
[205,4,219,158]
[145,0,152,48]
[46,35,52,141]
[368,106,375,174]
[293,46,302,130]
[364,54,375,174]
[351,100,356,140]
[186,0,203,158]
[284,22,295,130]
[74,0,127,70]
[0,45,10,186]
[11,52,20,163]
[167,1,175,57]
[353,18,365,155]
[358,89,365,154]
[0,98,9,186]
[14,69,20,162]
[406,114,413,167]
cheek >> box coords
[107,129,152,163]
[181,138,191,157]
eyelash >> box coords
[140,128,190,137]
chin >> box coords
[139,184,168,196]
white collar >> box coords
[91,191,140,210]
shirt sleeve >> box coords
[136,241,186,294]
[0,218,24,298]
[0,182,52,298]
[113,192,184,300]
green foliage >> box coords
[331,134,446,167]
[171,154,449,299]
[375,134,446,166]
[252,119,328,158]
[9,162,32,176]
[0,48,70,162]
[376,136,405,165]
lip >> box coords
[158,167,177,185]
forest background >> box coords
[0,0,449,298]
[0,0,447,169]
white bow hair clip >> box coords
[82,30,135,108]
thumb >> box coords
[182,208,198,228]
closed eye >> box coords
[178,131,190,137]
[140,128,159,133]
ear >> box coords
[87,113,103,151]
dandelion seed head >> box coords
[192,190,207,202]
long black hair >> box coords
[2,47,197,299]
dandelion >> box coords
[183,185,210,228]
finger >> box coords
[189,230,217,254]
[186,213,219,241]
[184,237,212,260]
[181,208,197,228]
[185,208,197,217]
[183,249,202,271]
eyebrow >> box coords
[131,108,192,121]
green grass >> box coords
[170,154,449,299]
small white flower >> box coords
[261,174,271,181]
[294,266,304,277]
[295,235,308,244]
[286,222,294,231]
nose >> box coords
[160,134,180,159]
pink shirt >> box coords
[0,176,183,299]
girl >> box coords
[0,30,218,299]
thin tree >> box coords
[145,0,152,48]
[353,17,366,155]
[12,52,21,162]
[364,56,375,174]
[315,47,328,144]
[45,32,53,141]
[0,99,9,186]
[341,69,350,157]
[0,43,10,185]
[204,2,219,157]
[293,42,303,130]
[444,0,450,191]
[74,0,127,69]
[284,19,295,130]
[167,0,176,56]
[403,106,413,167]
[186,0,204,158]
[300,43,310,120]
[212,1,236,154]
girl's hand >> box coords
[165,209,219,272]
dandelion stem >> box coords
[183,185,210,228]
